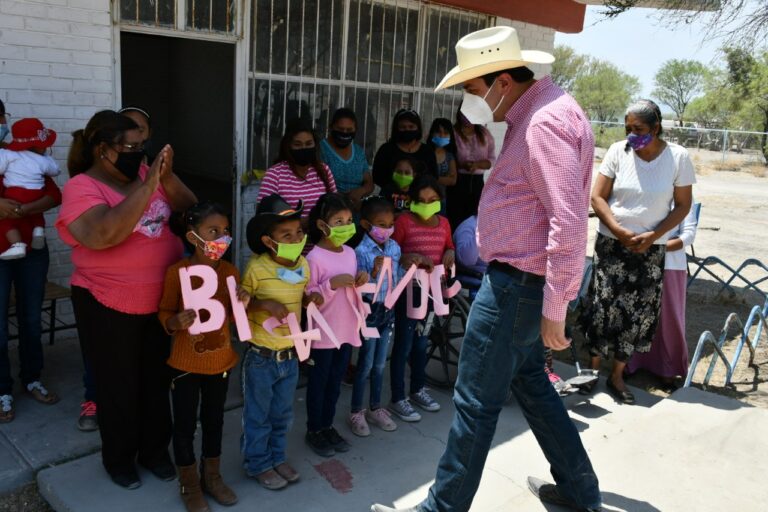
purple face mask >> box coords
[369,225,394,244]
[627,133,653,151]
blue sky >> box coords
[555,5,721,99]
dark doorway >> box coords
[120,32,235,216]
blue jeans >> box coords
[419,265,601,512]
[0,246,49,395]
[306,344,352,432]
[240,348,298,475]
[390,295,429,403]
[351,303,394,412]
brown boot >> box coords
[178,463,210,512]
[200,457,238,506]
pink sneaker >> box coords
[366,407,397,432]
[348,410,370,437]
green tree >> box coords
[573,58,641,122]
[744,51,768,162]
[550,45,587,93]
[652,59,707,126]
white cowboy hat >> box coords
[435,26,555,91]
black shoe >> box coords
[323,427,350,453]
[606,378,635,405]
[108,467,142,490]
[138,454,177,481]
[527,476,602,512]
[305,430,335,457]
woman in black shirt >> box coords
[372,109,438,188]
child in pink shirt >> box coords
[304,193,368,457]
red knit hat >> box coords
[6,118,57,152]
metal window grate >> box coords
[248,0,492,171]
[187,0,237,33]
[119,0,176,27]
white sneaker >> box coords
[388,399,421,422]
[410,388,441,412]
[31,227,45,249]
[348,410,371,437]
[0,242,27,260]
[366,407,397,432]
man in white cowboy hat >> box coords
[372,26,602,512]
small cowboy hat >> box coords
[246,194,304,253]
[6,118,57,151]
[435,26,555,91]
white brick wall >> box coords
[0,0,114,289]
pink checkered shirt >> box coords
[477,76,593,322]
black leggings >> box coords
[171,370,230,466]
[71,286,172,475]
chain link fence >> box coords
[590,121,768,166]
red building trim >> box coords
[432,0,587,34]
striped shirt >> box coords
[241,252,310,350]
[477,76,593,322]
[392,212,454,266]
[256,160,337,219]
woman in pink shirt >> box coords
[446,110,495,229]
[257,120,337,241]
[56,110,196,489]
[304,193,368,457]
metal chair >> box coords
[686,203,768,296]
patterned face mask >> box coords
[626,133,653,151]
[191,232,232,260]
[368,225,394,244]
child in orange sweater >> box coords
[158,201,248,512]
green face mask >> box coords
[410,200,441,220]
[392,172,414,190]
[270,235,307,262]
[323,222,356,247]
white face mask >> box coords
[459,79,505,126]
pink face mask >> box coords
[369,225,394,244]
[191,232,232,260]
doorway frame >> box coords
[111,1,252,267]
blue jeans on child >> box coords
[417,264,602,512]
[0,247,49,395]
[240,348,298,476]
[390,294,430,403]
[351,303,394,412]
[306,344,352,432]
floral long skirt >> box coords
[580,233,665,362]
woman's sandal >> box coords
[606,378,635,405]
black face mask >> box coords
[396,129,421,143]
[331,130,355,148]
[290,147,315,166]
[112,151,144,181]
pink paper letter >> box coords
[226,276,252,341]
[179,265,226,335]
